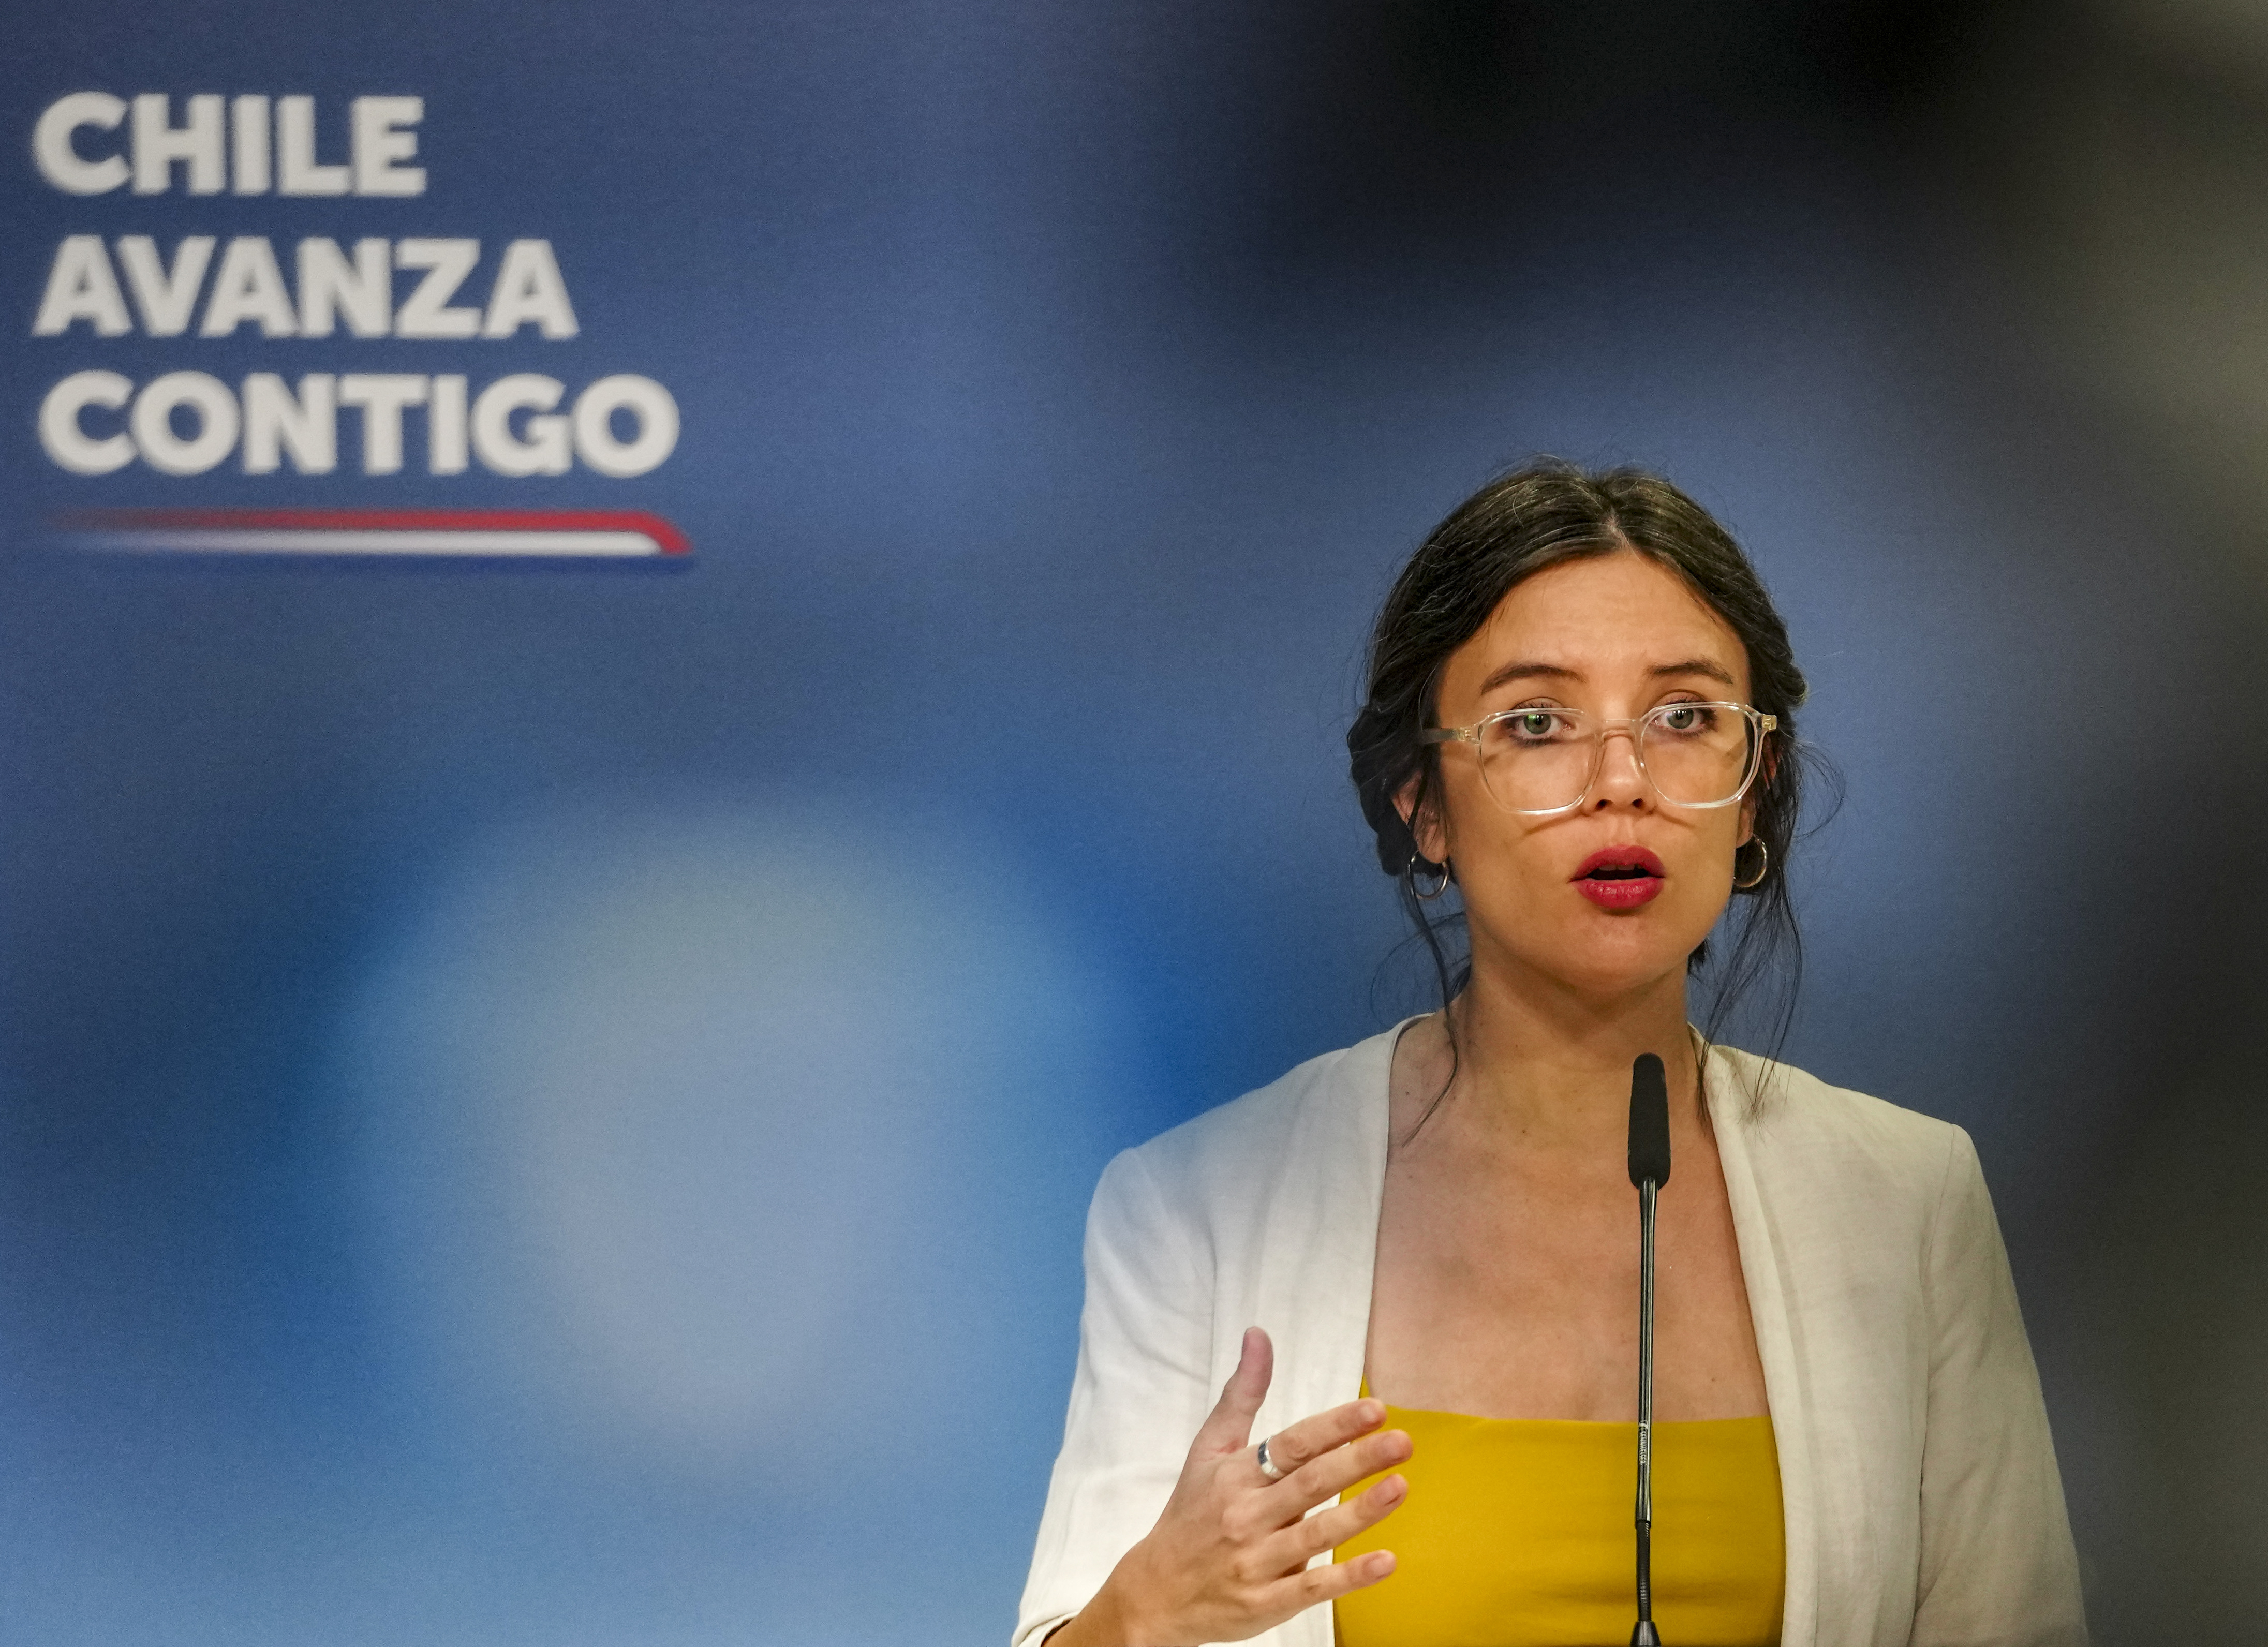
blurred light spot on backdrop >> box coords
[323,794,1140,1636]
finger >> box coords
[1267,1472,1410,1567]
[1191,1327,1273,1457]
[1269,1425,1413,1509]
[1268,1547,1398,1615]
[1252,1394,1387,1479]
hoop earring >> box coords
[1409,853,1451,900]
[1733,838,1769,891]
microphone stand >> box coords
[1626,1051,1670,1647]
[1632,1170,1661,1647]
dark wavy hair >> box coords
[1346,459,1821,1087]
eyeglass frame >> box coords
[1418,700,1780,817]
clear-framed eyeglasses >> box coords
[1419,701,1778,816]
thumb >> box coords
[1192,1327,1273,1458]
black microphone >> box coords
[1628,1052,1671,1193]
[1628,1052,1671,1647]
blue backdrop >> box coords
[6,3,2265,1642]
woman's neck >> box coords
[1423,955,1703,1152]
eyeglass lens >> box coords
[1476,705,1760,812]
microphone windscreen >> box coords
[1628,1053,1671,1188]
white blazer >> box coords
[1015,1025,2086,1647]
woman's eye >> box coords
[1502,710,1568,742]
[1656,704,1715,734]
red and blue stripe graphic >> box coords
[55,508,691,559]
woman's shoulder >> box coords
[1094,1023,1399,1226]
[1709,1042,1980,1207]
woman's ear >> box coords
[1396,773,1451,866]
[1737,741,1781,848]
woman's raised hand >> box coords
[1051,1327,1411,1646]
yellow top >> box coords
[1332,1396,1785,1647]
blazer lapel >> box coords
[1240,1026,1400,1647]
[1258,1023,1399,1437]
[1710,1047,1820,1647]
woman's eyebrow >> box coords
[1648,658,1737,686]
[1476,661,1582,695]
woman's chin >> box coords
[1491,937,1706,1008]
[1468,885,1723,1002]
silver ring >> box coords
[1256,1437,1285,1481]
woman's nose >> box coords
[1591,728,1650,808]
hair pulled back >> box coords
[1347,459,1818,1060]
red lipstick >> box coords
[1572,845,1667,910]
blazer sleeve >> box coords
[1014,1146,1218,1647]
[1910,1125,2088,1646]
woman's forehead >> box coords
[1442,551,1750,703]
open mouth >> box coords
[1572,847,1667,907]
[1573,848,1667,882]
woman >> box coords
[1015,464,2085,1647]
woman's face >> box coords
[1406,549,1758,1004]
